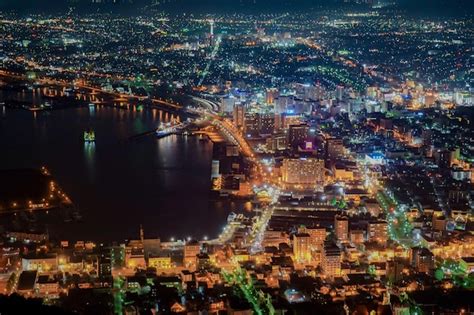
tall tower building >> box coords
[335,215,349,243]
[322,242,341,278]
[233,104,245,129]
[209,20,215,46]
[336,85,344,101]
[293,232,311,264]
[210,20,214,36]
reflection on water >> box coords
[84,142,96,180]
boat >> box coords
[83,129,95,143]
[156,122,179,139]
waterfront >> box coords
[0,104,250,242]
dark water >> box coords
[0,104,250,242]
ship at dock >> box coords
[156,120,187,139]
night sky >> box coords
[0,0,472,15]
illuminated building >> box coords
[293,232,311,264]
[148,255,172,269]
[306,227,327,249]
[410,247,434,274]
[233,104,245,129]
[288,124,309,149]
[209,19,215,46]
[184,240,201,269]
[336,85,344,101]
[221,96,236,114]
[211,160,220,179]
[350,229,365,245]
[258,113,275,135]
[266,133,287,151]
[125,246,146,269]
[282,114,302,129]
[333,164,354,181]
[244,112,259,135]
[225,144,239,157]
[281,158,325,189]
[275,95,290,114]
[36,275,60,299]
[98,245,112,280]
[6,231,48,243]
[263,230,289,247]
[365,200,382,217]
[365,152,385,165]
[211,160,222,190]
[432,215,447,231]
[322,242,341,278]
[335,215,349,243]
[387,257,407,283]
[326,138,345,160]
[197,253,212,270]
[110,245,126,268]
[22,253,58,272]
[367,220,388,244]
[266,88,279,104]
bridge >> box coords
[0,70,182,110]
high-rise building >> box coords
[322,242,341,277]
[274,95,290,114]
[258,113,275,135]
[233,104,245,129]
[410,247,434,274]
[221,96,236,114]
[335,215,349,243]
[350,230,365,245]
[244,112,259,136]
[367,220,388,244]
[288,124,309,149]
[98,247,112,280]
[293,232,311,264]
[306,227,327,249]
[336,85,344,101]
[281,158,325,189]
[282,113,302,129]
[387,257,407,283]
[326,138,345,160]
[266,88,279,104]
[209,19,215,46]
[111,244,126,268]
